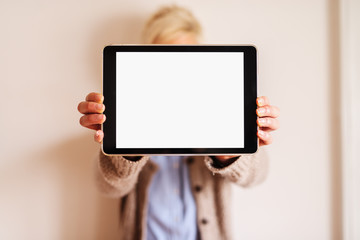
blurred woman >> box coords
[78,5,279,240]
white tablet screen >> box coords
[116,52,244,148]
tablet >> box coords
[102,45,257,156]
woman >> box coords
[78,5,279,240]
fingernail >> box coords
[97,114,104,120]
[96,104,104,110]
[96,94,104,102]
[257,98,264,106]
[95,131,100,137]
[258,118,266,126]
[258,130,266,137]
[257,108,265,116]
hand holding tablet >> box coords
[77,45,280,156]
[78,94,278,146]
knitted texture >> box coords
[96,148,268,240]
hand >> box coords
[256,96,280,146]
[78,92,106,143]
[215,96,280,163]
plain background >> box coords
[0,0,356,239]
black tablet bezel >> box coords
[102,45,257,155]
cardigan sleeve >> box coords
[203,148,269,187]
[95,151,150,198]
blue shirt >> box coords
[146,156,197,240]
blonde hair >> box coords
[142,5,202,44]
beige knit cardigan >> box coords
[96,149,268,240]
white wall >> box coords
[340,0,360,239]
[0,0,341,239]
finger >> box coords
[257,117,280,131]
[94,130,104,143]
[78,101,105,114]
[79,114,106,128]
[256,105,280,118]
[256,96,269,107]
[257,130,273,146]
[85,92,104,103]
[85,124,101,131]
